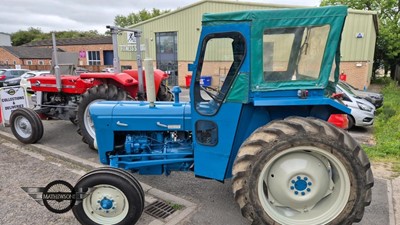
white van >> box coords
[336,83,375,129]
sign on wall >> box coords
[0,86,29,126]
[79,51,86,58]
[127,32,137,44]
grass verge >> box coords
[364,78,400,168]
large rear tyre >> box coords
[72,167,144,225]
[10,108,44,144]
[77,84,131,150]
[232,117,373,225]
[156,82,173,101]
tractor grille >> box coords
[144,200,177,219]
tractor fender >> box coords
[123,69,169,93]
[80,72,139,86]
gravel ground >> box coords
[0,140,193,225]
[0,142,82,225]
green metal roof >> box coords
[202,5,347,23]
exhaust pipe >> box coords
[144,58,155,107]
[52,33,62,92]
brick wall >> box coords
[0,47,22,67]
[340,61,370,90]
[56,44,113,66]
[22,59,52,66]
[121,59,372,90]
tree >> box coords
[11,27,45,46]
[321,0,400,79]
[11,28,104,46]
[114,8,170,27]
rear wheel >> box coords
[77,84,131,149]
[72,167,144,225]
[156,82,173,101]
[232,117,373,225]
[10,108,44,144]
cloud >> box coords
[0,0,320,34]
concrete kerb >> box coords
[387,179,396,225]
[390,176,400,225]
[0,129,197,225]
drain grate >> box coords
[144,200,177,219]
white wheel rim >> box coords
[84,99,104,139]
[14,115,32,138]
[258,146,351,225]
[82,184,129,224]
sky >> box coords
[1,0,321,34]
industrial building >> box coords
[118,0,378,89]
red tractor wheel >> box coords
[156,82,173,101]
[77,84,131,150]
[10,108,44,144]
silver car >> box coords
[336,83,375,129]
[339,81,383,108]
[0,69,30,87]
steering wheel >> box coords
[200,85,218,101]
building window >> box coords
[26,60,33,65]
[38,60,44,65]
[13,61,16,65]
[87,51,101,65]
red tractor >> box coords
[10,27,173,149]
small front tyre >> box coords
[232,117,373,225]
[72,167,144,225]
[10,108,43,144]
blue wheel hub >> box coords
[99,197,114,210]
[290,176,312,196]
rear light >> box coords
[0,75,6,80]
[328,114,349,129]
[331,93,343,99]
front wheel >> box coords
[232,117,373,225]
[10,108,44,144]
[72,167,145,225]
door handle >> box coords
[116,121,128,127]
[156,122,181,129]
[156,122,168,128]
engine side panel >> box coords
[30,75,95,94]
[90,100,192,164]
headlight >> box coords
[357,102,373,112]
[370,95,382,100]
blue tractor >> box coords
[72,6,373,225]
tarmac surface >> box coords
[0,88,398,225]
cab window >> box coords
[263,25,330,82]
[194,32,245,116]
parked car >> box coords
[336,82,375,129]
[101,67,114,73]
[19,71,51,92]
[0,69,30,87]
[74,67,89,75]
[339,81,383,108]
